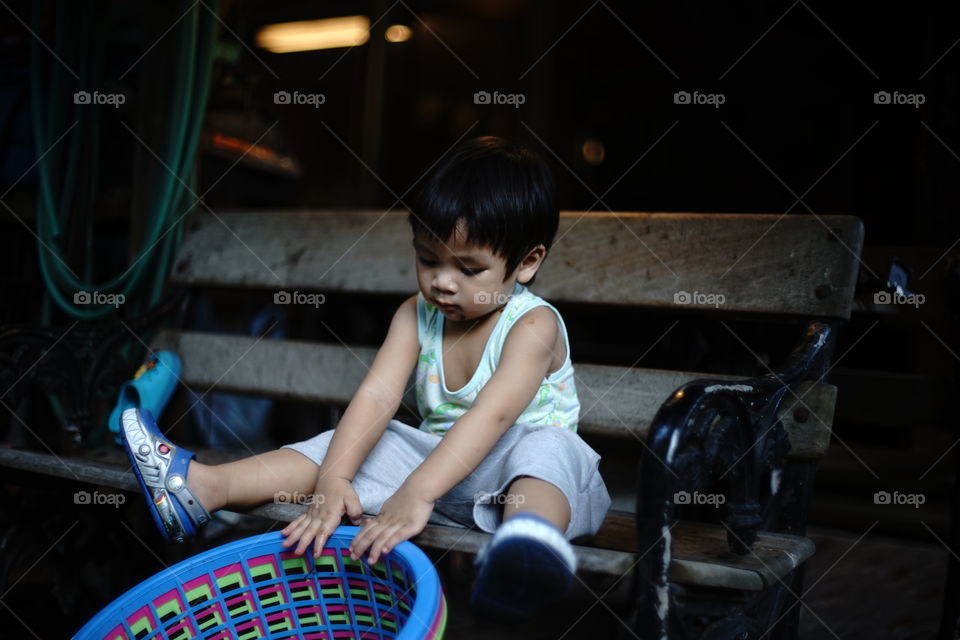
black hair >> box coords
[408,136,558,282]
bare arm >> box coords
[350,306,561,562]
[317,295,421,482]
[282,294,420,555]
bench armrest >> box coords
[631,320,836,636]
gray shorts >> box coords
[281,420,611,540]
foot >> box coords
[121,408,211,542]
[469,513,576,621]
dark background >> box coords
[3,1,958,272]
[1,1,958,638]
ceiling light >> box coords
[256,16,370,53]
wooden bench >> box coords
[0,210,862,639]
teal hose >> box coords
[32,3,182,317]
[30,0,219,320]
[145,5,217,312]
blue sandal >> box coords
[120,407,211,542]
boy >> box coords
[122,136,611,620]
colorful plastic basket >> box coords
[73,527,446,640]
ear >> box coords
[514,244,547,284]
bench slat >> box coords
[152,330,377,405]
[670,521,814,590]
[0,448,810,587]
[153,330,835,459]
[170,211,862,318]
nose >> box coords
[431,268,457,294]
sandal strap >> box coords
[163,445,211,529]
[166,476,211,529]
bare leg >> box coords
[503,475,571,533]
[186,449,319,512]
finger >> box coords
[286,511,320,542]
[311,523,336,558]
[349,520,379,560]
[281,512,303,531]
[281,514,312,546]
[366,521,398,564]
[294,519,328,556]
[381,526,412,558]
[348,524,369,559]
[344,493,363,524]
[313,517,339,558]
[368,523,403,564]
[280,513,305,539]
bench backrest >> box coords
[172,211,862,317]
[156,211,863,461]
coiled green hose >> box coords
[30,0,219,320]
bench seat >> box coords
[0,447,814,591]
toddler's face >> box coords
[412,227,519,324]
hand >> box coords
[281,475,362,557]
[349,484,434,564]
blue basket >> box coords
[73,527,446,639]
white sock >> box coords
[477,513,577,573]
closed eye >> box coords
[417,256,436,267]
[460,267,485,276]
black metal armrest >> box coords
[630,320,837,637]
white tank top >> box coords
[415,282,580,435]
